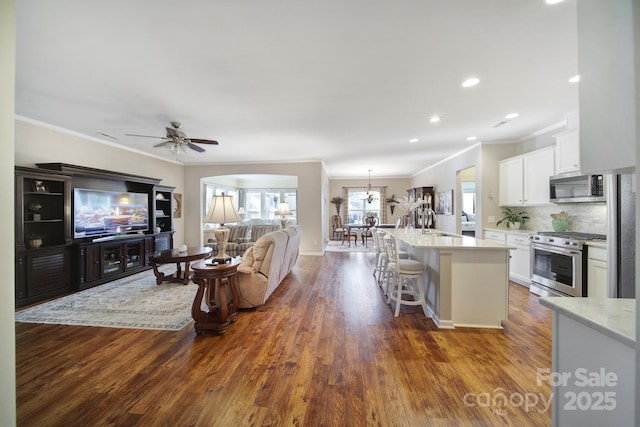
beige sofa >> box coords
[233,225,302,308]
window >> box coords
[347,189,380,224]
[251,190,297,219]
[202,183,239,220]
[461,181,476,218]
[204,182,297,222]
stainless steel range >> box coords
[529,231,606,297]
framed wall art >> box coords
[435,190,453,215]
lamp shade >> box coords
[275,201,292,216]
[203,194,242,225]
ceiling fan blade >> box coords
[187,142,206,152]
[166,127,179,138]
[153,141,171,148]
[188,138,219,145]
[125,133,167,139]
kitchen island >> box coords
[383,228,514,328]
[538,297,635,426]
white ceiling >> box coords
[15,0,578,178]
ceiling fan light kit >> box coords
[125,121,219,159]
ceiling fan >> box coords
[126,121,218,154]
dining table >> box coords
[345,223,372,247]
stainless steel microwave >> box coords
[549,173,606,203]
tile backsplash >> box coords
[519,203,608,235]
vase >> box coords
[507,222,521,230]
[27,239,43,249]
[552,219,569,232]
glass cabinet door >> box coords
[102,244,122,276]
[125,241,143,268]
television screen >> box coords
[73,188,149,238]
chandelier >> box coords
[360,169,379,204]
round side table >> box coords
[190,258,240,335]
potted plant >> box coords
[496,208,530,229]
[330,196,344,215]
[385,194,399,215]
[26,233,45,249]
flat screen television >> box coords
[73,188,149,238]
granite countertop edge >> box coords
[539,297,636,348]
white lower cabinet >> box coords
[507,233,531,286]
[587,245,608,297]
[484,230,531,287]
[484,230,506,244]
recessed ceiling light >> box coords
[429,116,441,123]
[462,78,480,88]
[409,138,418,143]
[466,136,477,141]
[505,113,519,119]
[569,75,580,83]
[545,0,564,4]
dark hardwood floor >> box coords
[16,251,552,426]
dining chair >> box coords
[331,215,345,240]
[384,235,428,317]
[341,221,357,246]
[362,216,378,245]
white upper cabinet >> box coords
[499,147,555,206]
[499,157,524,206]
[554,129,580,174]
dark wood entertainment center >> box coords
[15,163,175,308]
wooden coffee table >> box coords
[190,258,241,335]
[149,246,212,285]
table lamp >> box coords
[275,201,292,229]
[203,194,242,262]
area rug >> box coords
[15,266,198,331]
[325,240,375,253]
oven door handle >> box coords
[531,243,580,256]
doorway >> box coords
[457,167,476,237]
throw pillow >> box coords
[251,237,270,270]
[238,247,256,273]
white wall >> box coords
[411,144,485,234]
[1,0,16,424]
[578,0,636,173]
[14,119,186,245]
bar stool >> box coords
[371,229,387,284]
[384,236,428,317]
[378,232,409,295]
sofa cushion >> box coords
[251,237,271,271]
[251,224,281,241]
[238,246,257,273]
[228,224,250,243]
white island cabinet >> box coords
[383,229,514,329]
[539,297,635,426]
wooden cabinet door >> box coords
[81,244,101,284]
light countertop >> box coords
[539,297,636,348]
[585,240,607,249]
[483,227,536,236]
[384,228,515,250]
